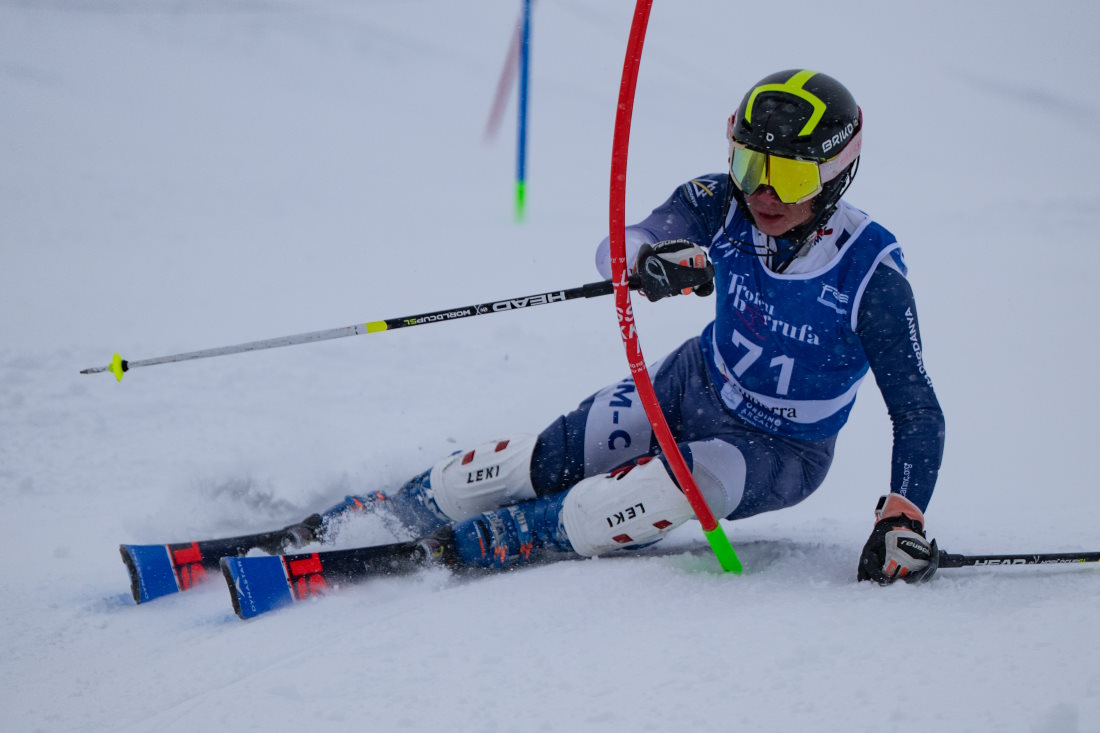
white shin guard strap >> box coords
[561,458,692,557]
[428,435,538,522]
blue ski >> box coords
[119,526,310,604]
[120,496,390,604]
[220,538,448,619]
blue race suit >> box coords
[532,174,945,516]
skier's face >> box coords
[744,186,816,237]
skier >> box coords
[291,69,945,584]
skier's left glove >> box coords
[857,493,939,585]
[635,240,715,302]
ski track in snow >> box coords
[2,1,1100,731]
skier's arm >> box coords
[855,262,945,513]
[595,176,728,278]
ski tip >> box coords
[119,545,143,604]
[220,558,245,619]
[120,544,181,604]
[220,555,295,620]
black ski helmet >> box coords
[727,69,862,242]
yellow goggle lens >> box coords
[729,144,823,204]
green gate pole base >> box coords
[705,525,743,574]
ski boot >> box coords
[450,492,573,569]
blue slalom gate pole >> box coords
[515,0,532,221]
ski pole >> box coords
[939,549,1100,568]
[81,277,639,382]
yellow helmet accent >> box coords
[744,69,826,137]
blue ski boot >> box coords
[450,492,574,569]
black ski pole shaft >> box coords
[81,276,639,382]
[938,550,1100,569]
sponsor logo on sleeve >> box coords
[683,177,719,206]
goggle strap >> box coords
[818,128,862,183]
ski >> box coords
[120,522,315,604]
[220,537,448,619]
[125,519,1100,614]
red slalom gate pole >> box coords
[483,16,520,143]
[607,0,741,573]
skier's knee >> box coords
[428,434,538,522]
[560,457,692,556]
[560,440,746,557]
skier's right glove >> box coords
[857,493,940,585]
[635,240,715,302]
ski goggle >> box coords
[726,118,862,204]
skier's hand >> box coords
[857,493,939,584]
[635,240,715,302]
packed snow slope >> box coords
[3,1,1100,731]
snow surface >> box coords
[3,1,1100,731]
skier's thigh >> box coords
[580,377,655,475]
